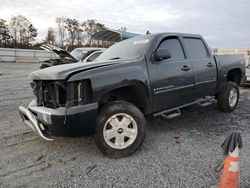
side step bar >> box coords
[153,96,214,119]
[159,109,181,119]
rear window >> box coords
[183,38,209,59]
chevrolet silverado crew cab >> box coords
[19,33,246,158]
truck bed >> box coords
[214,54,246,87]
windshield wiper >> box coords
[108,57,122,60]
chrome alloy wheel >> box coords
[229,88,238,107]
[103,113,138,149]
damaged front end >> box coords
[31,80,66,108]
[31,80,93,108]
[18,79,98,140]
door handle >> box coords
[207,62,214,67]
[181,65,191,71]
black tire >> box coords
[95,101,146,158]
[217,82,239,112]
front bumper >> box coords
[18,100,98,140]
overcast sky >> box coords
[0,0,249,48]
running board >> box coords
[160,109,181,119]
[198,101,212,107]
[153,96,214,119]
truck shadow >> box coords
[17,91,250,159]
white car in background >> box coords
[245,64,250,84]
[81,49,104,63]
[70,47,105,63]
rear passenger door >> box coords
[182,37,217,97]
[148,36,195,112]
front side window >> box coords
[158,38,185,61]
[183,38,209,59]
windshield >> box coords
[96,35,151,61]
[70,49,87,61]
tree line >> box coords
[46,17,107,50]
[0,15,37,49]
[0,15,123,50]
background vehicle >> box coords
[70,47,105,62]
[39,44,104,69]
[19,33,245,158]
[82,50,104,63]
[245,64,250,85]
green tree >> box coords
[9,15,38,48]
[44,27,56,45]
[82,19,105,42]
[64,18,83,47]
[56,17,66,47]
[0,19,11,47]
[27,24,38,44]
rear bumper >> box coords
[18,100,98,140]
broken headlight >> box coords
[66,80,93,107]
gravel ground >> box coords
[0,62,249,188]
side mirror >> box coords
[154,48,171,61]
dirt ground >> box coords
[0,63,249,188]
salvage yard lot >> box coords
[0,63,250,187]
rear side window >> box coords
[183,38,209,59]
[159,38,185,61]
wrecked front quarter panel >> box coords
[67,59,152,112]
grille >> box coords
[31,81,66,108]
[31,80,93,109]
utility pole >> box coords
[14,29,17,63]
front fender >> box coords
[91,61,150,101]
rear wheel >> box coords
[95,101,146,158]
[217,82,239,112]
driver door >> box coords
[148,36,195,112]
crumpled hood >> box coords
[41,44,77,62]
[29,62,118,81]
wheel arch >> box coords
[98,82,151,115]
[227,68,242,85]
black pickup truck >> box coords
[19,33,246,157]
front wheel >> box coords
[217,82,239,112]
[95,101,146,158]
